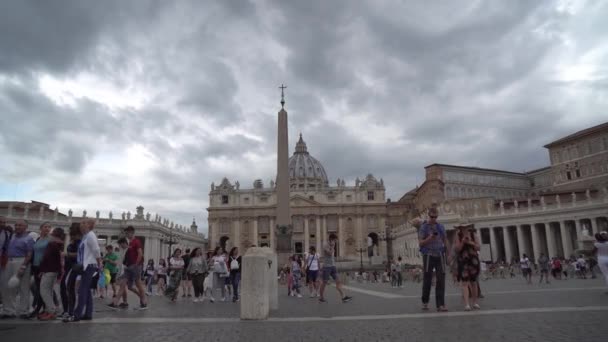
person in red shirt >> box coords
[124,226,148,310]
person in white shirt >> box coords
[520,254,532,284]
[305,246,320,297]
[66,219,101,322]
[593,232,608,288]
[577,255,587,279]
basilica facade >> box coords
[207,135,388,259]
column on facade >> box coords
[269,217,275,249]
[544,222,557,258]
[210,220,217,249]
[356,215,364,246]
[516,225,527,258]
[560,221,573,259]
[590,217,598,235]
[233,219,240,251]
[489,226,498,262]
[322,216,328,247]
[338,215,345,258]
[252,218,259,246]
[574,219,582,241]
[503,226,513,263]
[531,224,541,262]
[378,216,387,259]
[316,216,321,250]
[304,216,310,253]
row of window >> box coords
[552,135,608,164]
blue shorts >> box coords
[307,270,319,282]
[322,266,338,282]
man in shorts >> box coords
[107,238,130,309]
[124,226,148,310]
[305,246,320,297]
[318,235,352,303]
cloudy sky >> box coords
[1,1,606,234]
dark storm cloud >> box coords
[0,0,606,231]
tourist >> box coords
[593,232,608,290]
[538,253,550,284]
[105,238,131,310]
[38,228,65,321]
[305,246,320,297]
[520,254,532,284]
[454,224,481,311]
[0,217,11,311]
[397,256,404,288]
[103,245,119,297]
[318,235,352,303]
[588,255,598,279]
[144,259,156,295]
[60,223,81,319]
[290,254,303,297]
[181,248,193,298]
[286,268,293,296]
[209,247,227,302]
[222,250,232,299]
[124,226,148,310]
[65,219,102,323]
[418,208,448,312]
[577,255,587,279]
[0,219,34,319]
[551,258,562,280]
[156,258,167,295]
[390,258,398,288]
[166,248,184,302]
[228,247,241,302]
[187,247,208,302]
[29,221,52,319]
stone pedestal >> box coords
[240,248,269,320]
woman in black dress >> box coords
[454,223,481,311]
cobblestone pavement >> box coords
[1,277,607,341]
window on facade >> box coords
[244,197,249,204]
[346,195,352,201]
[299,184,305,188]
[309,196,314,201]
[221,195,229,204]
[566,171,572,180]
[260,197,268,203]
[327,194,336,201]
[368,191,375,201]
[576,169,581,178]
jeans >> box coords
[64,269,78,315]
[421,254,446,308]
[397,272,403,287]
[230,272,240,300]
[31,266,44,315]
[40,272,58,313]
[146,275,154,294]
[74,265,97,319]
[192,273,205,298]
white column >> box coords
[560,221,573,259]
[590,217,598,235]
[356,215,364,245]
[489,226,498,262]
[233,219,241,250]
[338,216,345,258]
[322,216,327,246]
[503,226,513,264]
[516,225,527,258]
[574,219,582,241]
[304,217,310,253]
[531,224,541,262]
[316,216,321,250]
[253,218,259,246]
[269,217,275,249]
[545,222,557,258]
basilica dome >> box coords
[288,134,329,189]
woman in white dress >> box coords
[210,247,227,302]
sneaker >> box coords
[296,294,303,298]
[210,297,215,303]
[309,293,315,298]
[118,303,129,309]
[38,312,52,321]
[106,303,119,310]
[138,304,148,311]
[318,298,327,303]
[221,297,226,302]
[464,305,471,311]
[62,315,79,323]
[341,296,353,303]
[473,304,481,310]
[193,298,199,303]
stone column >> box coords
[304,217,310,253]
[489,226,498,262]
[316,216,321,249]
[356,215,364,245]
[516,225,527,258]
[233,219,241,250]
[269,217,275,249]
[574,219,582,241]
[253,218,259,246]
[559,221,573,259]
[240,248,269,320]
[338,216,345,258]
[322,216,327,246]
[503,226,513,264]
[545,222,557,258]
[590,217,598,235]
[531,224,541,262]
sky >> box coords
[0,0,607,235]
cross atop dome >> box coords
[279,84,287,109]
[295,133,308,154]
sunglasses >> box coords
[429,216,438,219]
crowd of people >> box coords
[0,211,605,322]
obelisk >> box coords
[275,84,292,259]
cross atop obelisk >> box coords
[279,84,287,109]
